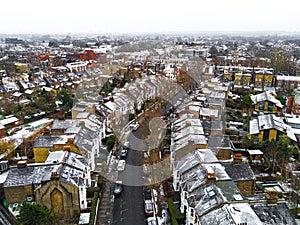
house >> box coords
[32,135,79,162]
[250,202,297,225]
[51,119,78,135]
[247,149,264,164]
[50,114,104,171]
[199,107,219,120]
[198,204,263,225]
[172,148,230,190]
[0,115,21,129]
[250,114,296,142]
[72,101,96,119]
[275,74,300,91]
[207,135,232,160]
[223,157,256,195]
[35,151,92,218]
[234,71,252,87]
[250,91,283,113]
[286,88,300,115]
[4,150,92,220]
[254,69,274,90]
[185,183,226,224]
[66,61,88,73]
[170,134,207,161]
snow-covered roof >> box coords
[250,91,283,108]
[250,114,296,141]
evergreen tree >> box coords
[16,202,57,225]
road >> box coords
[112,130,148,225]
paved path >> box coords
[96,180,114,225]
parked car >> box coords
[147,217,157,225]
[117,160,126,171]
[144,200,154,216]
[129,122,139,131]
[123,141,130,149]
[144,187,152,200]
[120,148,128,159]
[113,181,123,196]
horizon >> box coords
[1,0,299,35]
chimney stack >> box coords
[233,153,243,164]
[206,166,216,183]
[266,189,278,204]
[17,160,27,169]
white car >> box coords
[130,123,139,131]
[123,141,130,149]
[147,217,157,225]
[117,160,126,171]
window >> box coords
[263,130,270,141]
[259,101,264,110]
[190,208,194,217]
[267,102,274,112]
[276,131,282,141]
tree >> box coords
[241,134,260,149]
[266,136,299,174]
[57,89,73,111]
[209,45,219,57]
[105,135,116,152]
[277,95,287,106]
[0,139,14,158]
[16,202,57,225]
[269,48,292,73]
[242,94,253,119]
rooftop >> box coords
[223,163,256,181]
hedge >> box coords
[89,191,99,225]
[167,198,185,225]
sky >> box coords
[0,0,299,34]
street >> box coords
[112,130,148,225]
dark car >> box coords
[144,187,152,200]
[120,148,128,159]
[113,181,123,196]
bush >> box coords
[167,198,185,225]
[89,191,99,225]
[106,135,116,152]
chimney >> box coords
[206,166,216,183]
[266,189,278,204]
[51,171,60,180]
[186,120,191,127]
[109,95,114,102]
[79,121,85,128]
[233,153,243,164]
[67,137,74,144]
[64,145,71,151]
[17,160,27,169]
[286,94,294,113]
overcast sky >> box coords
[0,0,299,34]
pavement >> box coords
[96,180,114,225]
[96,152,119,225]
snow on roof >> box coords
[79,212,90,224]
[104,101,116,111]
[247,149,264,155]
[250,114,296,141]
[250,91,283,108]
[0,116,19,126]
[277,75,300,82]
[227,203,263,225]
